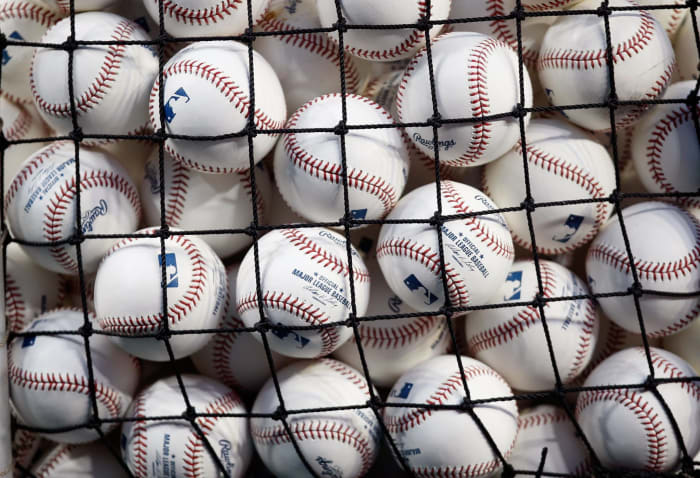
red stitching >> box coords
[31,20,137,117]
[518,408,569,430]
[0,1,59,28]
[356,316,441,349]
[4,276,26,332]
[211,312,243,390]
[664,6,686,35]
[236,291,340,358]
[12,429,40,468]
[614,62,676,132]
[442,181,514,259]
[484,0,539,67]
[182,391,244,478]
[153,0,243,26]
[282,93,400,217]
[258,13,360,93]
[575,388,668,471]
[523,0,578,11]
[4,141,65,209]
[128,392,149,478]
[3,104,32,140]
[375,238,470,308]
[566,298,598,382]
[643,104,700,208]
[164,159,191,226]
[649,349,700,400]
[33,444,74,478]
[319,358,370,395]
[98,234,208,334]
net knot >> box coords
[155,327,171,342]
[427,113,442,129]
[254,320,270,334]
[596,4,613,17]
[78,322,93,338]
[628,281,643,299]
[69,127,84,142]
[416,16,431,32]
[182,405,197,422]
[532,292,546,309]
[520,196,536,213]
[333,120,348,136]
[271,406,287,421]
[333,18,348,34]
[61,36,78,52]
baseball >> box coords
[255,0,361,112]
[663,316,700,374]
[576,346,700,471]
[44,0,116,14]
[675,11,699,81]
[5,242,66,333]
[236,227,370,358]
[30,441,124,477]
[376,180,514,312]
[140,149,272,259]
[94,227,228,361]
[316,0,452,62]
[121,374,252,478]
[191,263,294,394]
[274,93,409,224]
[0,0,60,104]
[631,80,700,208]
[397,31,533,167]
[384,355,518,477]
[538,0,676,132]
[31,12,158,142]
[251,359,381,478]
[150,40,286,174]
[636,0,687,38]
[483,118,616,255]
[333,255,450,388]
[4,141,142,275]
[9,308,140,444]
[466,259,599,391]
[586,201,700,337]
[521,0,584,9]
[509,405,591,475]
[142,0,270,37]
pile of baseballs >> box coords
[3,0,699,477]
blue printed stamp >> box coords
[403,274,438,305]
[81,199,108,233]
[504,270,523,301]
[271,323,310,348]
[158,253,179,288]
[164,87,190,123]
[552,214,584,244]
[392,382,413,399]
[1,31,24,65]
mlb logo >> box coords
[271,323,310,348]
[504,270,523,301]
[21,335,37,348]
[351,209,368,220]
[164,87,191,123]
[2,31,24,65]
[158,253,179,288]
[392,382,413,399]
[552,214,584,243]
[403,274,438,305]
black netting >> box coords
[2,0,700,476]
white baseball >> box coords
[44,0,116,14]
[384,355,518,477]
[397,31,533,167]
[576,347,700,471]
[192,263,294,394]
[631,80,700,208]
[675,11,699,81]
[30,441,124,477]
[94,227,228,361]
[334,255,450,387]
[376,180,514,312]
[538,0,675,132]
[1,97,51,192]
[663,316,700,374]
[5,242,66,333]
[31,12,158,142]
[236,227,370,358]
[274,93,409,224]
[4,141,142,275]
[316,0,452,62]
[142,0,270,37]
[255,0,361,112]
[483,118,616,255]
[140,149,271,259]
[521,0,584,10]
[636,0,687,38]
[121,374,252,478]
[466,260,599,390]
[251,359,381,478]
[0,0,61,104]
[586,201,700,337]
[9,309,140,444]
[509,405,591,475]
[150,40,286,174]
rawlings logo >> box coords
[552,214,584,243]
[504,270,523,301]
[403,274,438,305]
[164,87,191,123]
[218,440,236,476]
[2,31,24,65]
[81,199,108,233]
[158,253,179,288]
[412,133,456,152]
[316,456,343,478]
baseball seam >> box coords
[3,105,32,140]
[211,313,244,390]
[484,0,539,67]
[128,392,149,478]
[356,316,441,349]
[4,276,26,332]
[649,349,700,400]
[33,444,74,478]
[320,357,370,395]
[153,0,247,26]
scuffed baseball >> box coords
[384,355,518,477]
[236,227,370,358]
[255,0,361,112]
[483,118,616,255]
[398,31,533,167]
[150,40,286,174]
[192,263,294,394]
[5,242,66,333]
[4,141,142,275]
[376,181,514,312]
[121,374,252,478]
[94,227,228,361]
[576,347,700,471]
[140,149,271,259]
[317,0,452,62]
[30,441,125,477]
[274,93,409,224]
[675,11,699,81]
[631,80,700,209]
[252,359,381,478]
[9,309,140,444]
[538,0,676,132]
[586,201,700,337]
[466,260,599,391]
[31,12,158,142]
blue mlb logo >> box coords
[158,253,179,288]
[392,382,413,399]
[351,209,368,220]
[164,87,191,123]
[2,31,25,65]
[403,274,438,305]
[504,270,523,301]
[271,323,310,348]
[552,214,584,243]
[22,335,37,348]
